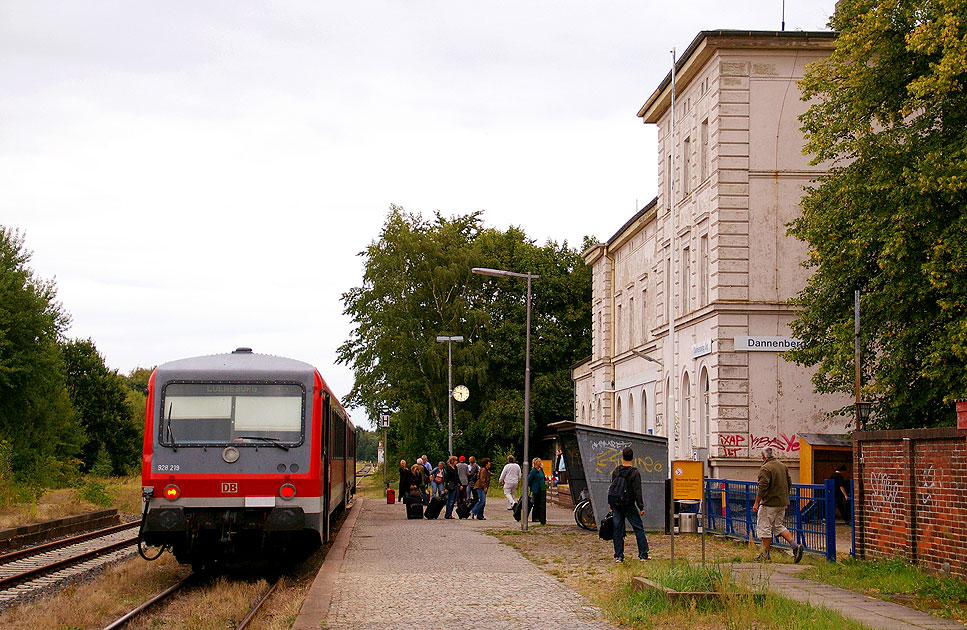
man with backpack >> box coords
[608,446,650,562]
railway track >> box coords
[100,576,279,630]
[356,462,376,477]
[0,521,141,603]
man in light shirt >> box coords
[498,455,522,509]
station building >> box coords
[573,30,850,481]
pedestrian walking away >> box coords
[470,458,491,520]
[608,446,649,562]
[528,457,546,525]
[456,456,470,503]
[443,456,459,519]
[829,464,851,524]
[398,460,410,505]
[413,460,429,505]
[752,447,804,563]
[498,455,522,509]
[466,456,480,510]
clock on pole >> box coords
[452,385,469,402]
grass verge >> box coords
[0,476,143,530]
[492,525,869,630]
[801,557,967,623]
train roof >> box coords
[154,349,352,424]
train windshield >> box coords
[159,382,305,447]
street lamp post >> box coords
[436,335,464,457]
[472,267,538,533]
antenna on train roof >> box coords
[233,347,253,354]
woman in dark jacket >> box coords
[527,457,546,525]
[470,458,491,520]
[398,460,410,505]
[443,456,459,519]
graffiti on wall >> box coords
[718,433,746,457]
[716,433,800,457]
[593,448,662,474]
[919,465,942,506]
[869,471,901,516]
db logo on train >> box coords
[221,482,238,494]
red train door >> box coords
[322,392,331,542]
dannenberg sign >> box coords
[734,336,803,352]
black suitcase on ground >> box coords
[456,500,472,519]
[406,502,424,519]
[424,496,445,519]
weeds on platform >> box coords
[802,557,967,623]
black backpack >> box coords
[608,467,633,508]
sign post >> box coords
[672,460,704,567]
[379,407,390,489]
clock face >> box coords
[452,385,470,402]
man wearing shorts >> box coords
[751,447,804,563]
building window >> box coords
[701,119,709,181]
[628,392,635,433]
[682,372,692,458]
[700,235,709,306]
[665,255,672,323]
[683,137,691,195]
[682,246,691,314]
[641,288,648,342]
[616,303,623,354]
[700,367,710,449]
[665,153,672,207]
[616,396,623,431]
[642,391,650,434]
[628,296,635,348]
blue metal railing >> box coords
[703,477,840,561]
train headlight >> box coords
[163,484,181,501]
[279,484,296,500]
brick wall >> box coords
[855,427,967,579]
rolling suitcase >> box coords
[406,501,424,519]
[424,496,445,519]
[456,500,472,519]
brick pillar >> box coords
[906,437,917,563]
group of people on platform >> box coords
[396,454,548,524]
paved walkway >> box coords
[732,563,967,630]
[300,496,618,630]
[295,495,966,630]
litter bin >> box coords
[678,512,698,533]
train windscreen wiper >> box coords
[166,403,178,452]
[236,435,290,451]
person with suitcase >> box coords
[431,461,446,499]
[527,457,547,525]
[608,446,649,562]
[443,456,460,519]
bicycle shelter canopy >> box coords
[549,421,668,529]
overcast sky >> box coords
[2,1,836,427]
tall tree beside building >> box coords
[338,207,591,460]
[0,227,83,482]
[789,0,967,428]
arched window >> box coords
[628,392,635,433]
[700,367,710,449]
[643,391,650,434]
[616,396,623,431]
[682,372,692,458]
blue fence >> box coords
[703,478,845,561]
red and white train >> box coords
[139,348,355,568]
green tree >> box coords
[789,0,967,428]
[338,206,592,462]
[62,339,140,475]
[0,227,83,483]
